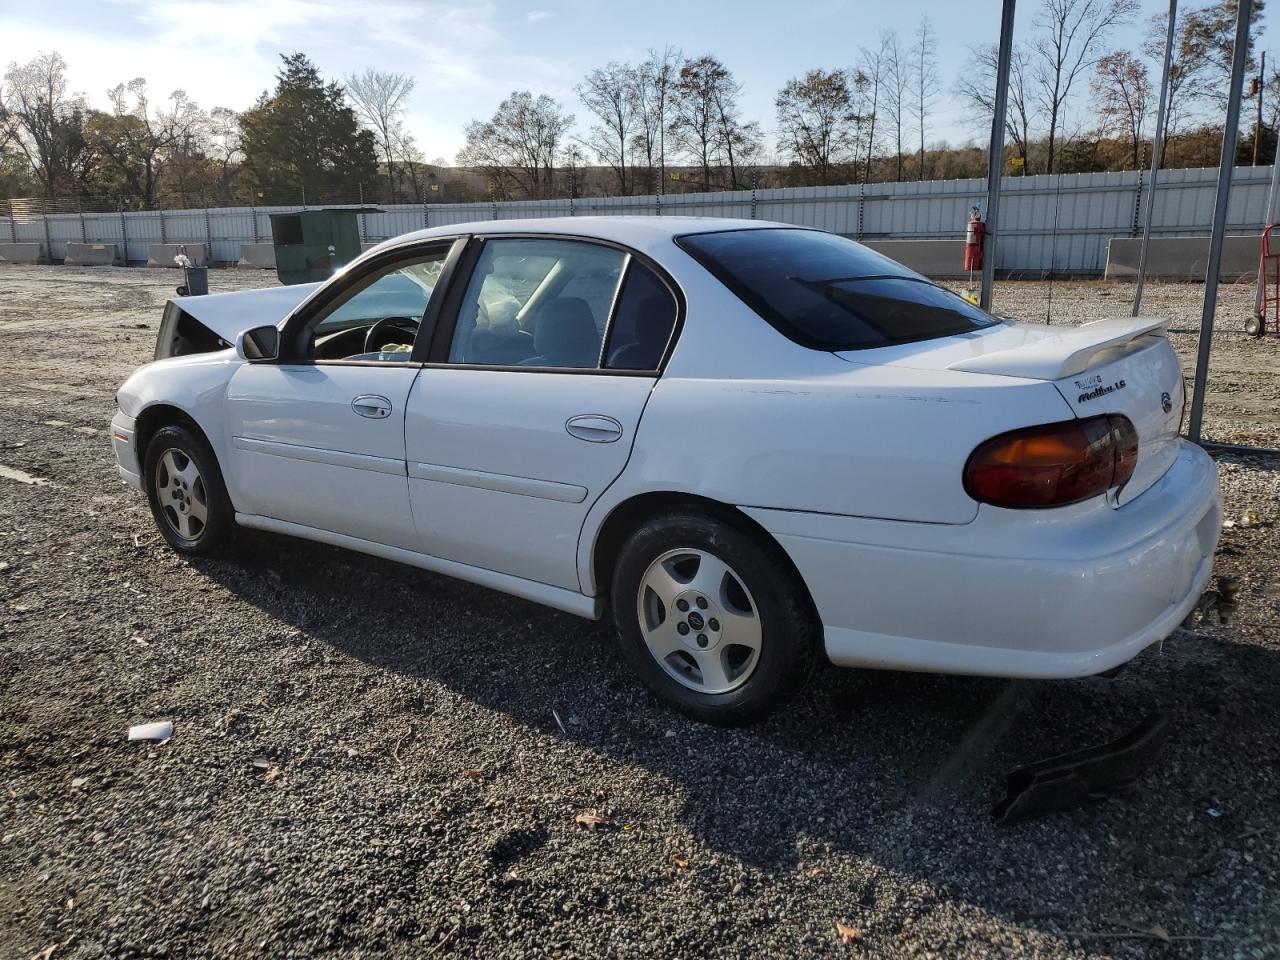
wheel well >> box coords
[590,492,819,620]
[134,404,211,465]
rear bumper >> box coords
[743,440,1221,679]
[111,411,143,490]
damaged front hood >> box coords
[157,283,321,359]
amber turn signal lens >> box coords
[964,414,1139,509]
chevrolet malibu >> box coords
[111,218,1222,724]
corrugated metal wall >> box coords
[2,165,1273,274]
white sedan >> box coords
[111,218,1222,724]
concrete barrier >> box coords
[360,241,381,253]
[237,242,276,269]
[1105,235,1259,281]
[0,242,44,264]
[858,239,967,278]
[147,243,210,268]
[64,243,120,266]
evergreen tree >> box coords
[239,53,378,202]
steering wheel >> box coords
[364,316,419,354]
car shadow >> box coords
[190,526,1280,938]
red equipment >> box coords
[1252,223,1280,337]
[964,215,986,272]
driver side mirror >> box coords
[236,325,280,362]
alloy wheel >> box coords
[154,448,209,541]
[636,547,762,694]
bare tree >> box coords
[775,68,864,184]
[907,16,941,179]
[670,55,723,191]
[344,69,415,200]
[88,79,203,206]
[1030,0,1138,173]
[632,45,680,194]
[956,42,1037,174]
[708,62,759,189]
[855,38,892,181]
[205,106,241,202]
[392,125,427,200]
[880,31,908,180]
[577,62,638,196]
[0,51,92,197]
[457,91,573,200]
[1091,50,1152,169]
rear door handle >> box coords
[352,395,393,419]
[566,414,623,443]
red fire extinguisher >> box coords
[964,207,985,272]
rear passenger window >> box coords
[604,263,678,370]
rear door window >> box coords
[677,228,997,351]
[604,263,678,370]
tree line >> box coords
[1,0,1273,210]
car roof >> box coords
[373,216,794,257]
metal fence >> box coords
[2,164,1274,273]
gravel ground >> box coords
[1,266,1278,960]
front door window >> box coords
[308,251,449,362]
[447,238,627,368]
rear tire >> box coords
[143,424,234,556]
[610,510,819,725]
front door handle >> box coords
[352,395,393,419]
[566,414,623,443]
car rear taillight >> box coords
[964,414,1139,509]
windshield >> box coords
[316,259,445,334]
[677,228,998,351]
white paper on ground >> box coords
[128,720,173,741]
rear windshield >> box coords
[677,228,997,351]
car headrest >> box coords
[533,297,598,366]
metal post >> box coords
[78,199,86,243]
[119,207,128,266]
[1253,50,1265,165]
[159,208,167,244]
[1188,0,1253,444]
[41,213,51,262]
[1133,0,1178,317]
[251,199,260,243]
[980,0,1016,312]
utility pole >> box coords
[1254,50,1266,166]
[980,0,1016,312]
[1188,0,1253,443]
[1133,0,1177,317]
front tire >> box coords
[143,424,234,556]
[610,510,819,725]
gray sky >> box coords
[4,0,1245,162]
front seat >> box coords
[520,298,600,368]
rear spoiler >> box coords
[948,318,1168,381]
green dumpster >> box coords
[269,209,365,286]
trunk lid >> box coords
[840,318,1184,506]
[1041,331,1184,505]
